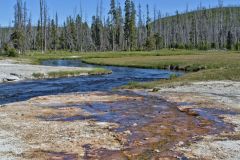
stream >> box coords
[0,60,182,105]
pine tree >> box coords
[10,30,24,54]
[11,0,25,54]
[50,19,57,50]
[137,3,143,50]
[26,15,33,50]
[36,20,42,50]
[146,4,151,38]
[145,4,155,50]
[91,16,102,51]
[39,0,48,52]
[129,1,137,50]
[59,22,67,50]
[124,0,131,50]
[109,0,116,51]
[54,13,59,50]
[189,14,196,48]
[115,3,123,50]
[39,0,44,52]
[76,14,82,51]
[66,16,77,51]
[227,31,233,50]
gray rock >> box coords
[6,75,20,82]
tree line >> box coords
[0,0,240,54]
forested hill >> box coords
[153,7,240,50]
[0,0,240,54]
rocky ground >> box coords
[154,81,240,160]
[0,59,94,83]
[0,90,227,160]
[0,78,239,159]
[158,81,240,109]
[0,92,137,159]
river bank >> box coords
[147,81,240,159]
[0,59,111,83]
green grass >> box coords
[18,49,238,64]
[82,53,240,71]
[122,68,240,89]
[32,68,111,79]
[47,68,111,78]
[32,73,45,79]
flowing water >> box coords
[0,60,233,159]
[0,60,181,105]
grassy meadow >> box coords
[80,50,240,89]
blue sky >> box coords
[0,0,239,26]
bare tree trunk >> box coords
[40,0,43,53]
[44,1,47,52]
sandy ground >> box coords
[0,59,94,83]
[154,81,240,160]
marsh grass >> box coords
[82,53,240,71]
[20,49,238,64]
[32,68,111,79]
[32,73,45,79]
[47,68,111,78]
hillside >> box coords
[150,6,240,50]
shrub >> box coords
[0,43,9,55]
[234,43,240,51]
[169,74,178,80]
[3,43,10,52]
[145,36,156,51]
[211,43,216,49]
[0,43,18,57]
[8,48,18,57]
[32,73,45,78]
